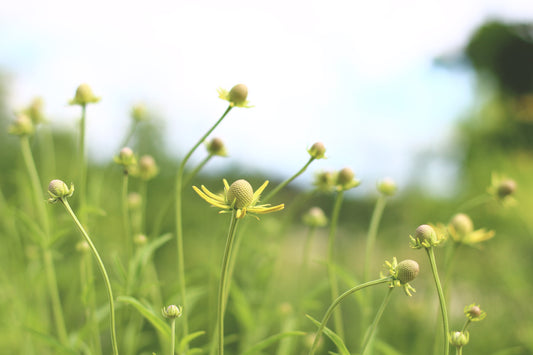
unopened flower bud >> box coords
[227,179,254,209]
[114,147,137,173]
[69,83,101,106]
[25,97,46,124]
[377,177,397,196]
[128,192,142,210]
[397,259,419,284]
[9,114,35,136]
[228,84,248,106]
[162,304,183,319]
[303,207,328,228]
[449,331,469,347]
[138,155,159,181]
[314,171,336,192]
[48,179,74,203]
[464,303,486,321]
[308,142,326,159]
[336,167,361,191]
[131,104,148,122]
[206,137,228,157]
[134,234,147,246]
[415,224,437,244]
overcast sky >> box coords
[2,0,533,195]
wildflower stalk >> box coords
[263,156,315,202]
[170,317,176,355]
[363,194,387,281]
[59,198,119,355]
[326,190,345,339]
[426,247,449,355]
[360,287,394,355]
[122,172,131,257]
[78,104,88,225]
[217,211,240,355]
[20,136,68,344]
[182,153,215,188]
[309,277,392,355]
[80,251,102,355]
[175,105,232,342]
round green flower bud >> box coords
[397,259,419,284]
[207,137,228,157]
[134,234,147,246]
[450,213,473,236]
[377,177,397,196]
[449,331,469,347]
[162,304,183,319]
[303,207,328,227]
[415,224,437,244]
[128,192,142,210]
[138,155,159,181]
[9,114,35,136]
[227,179,254,209]
[337,167,355,186]
[497,179,516,199]
[466,305,481,318]
[131,104,148,122]
[70,83,100,106]
[25,97,46,124]
[308,142,326,159]
[314,171,336,192]
[48,179,71,198]
[228,84,248,106]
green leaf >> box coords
[117,296,171,340]
[306,315,350,355]
[374,339,404,355]
[178,330,206,352]
[241,331,306,355]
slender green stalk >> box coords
[175,105,232,343]
[80,253,102,355]
[309,277,392,355]
[138,181,148,235]
[60,198,119,355]
[121,172,131,257]
[426,247,449,355]
[20,136,68,345]
[78,104,88,225]
[360,287,394,355]
[170,318,176,355]
[182,154,214,188]
[456,347,463,355]
[363,195,387,281]
[217,211,240,355]
[300,226,317,289]
[455,194,491,212]
[263,157,315,202]
[326,190,345,339]
[118,121,138,150]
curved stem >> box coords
[360,287,394,355]
[363,195,387,281]
[60,199,119,355]
[263,157,315,203]
[175,106,232,344]
[309,277,392,355]
[182,154,214,188]
[326,190,345,339]
[217,212,240,355]
[426,247,449,355]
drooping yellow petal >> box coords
[193,186,229,210]
[201,185,225,203]
[248,203,285,215]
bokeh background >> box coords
[1,1,533,354]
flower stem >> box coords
[363,195,387,282]
[182,153,215,188]
[455,193,491,213]
[175,106,232,344]
[217,212,240,355]
[78,104,88,225]
[360,287,394,355]
[122,172,131,258]
[170,318,176,355]
[326,190,345,339]
[426,247,449,355]
[263,156,315,203]
[60,198,119,355]
[309,277,392,355]
[20,136,68,345]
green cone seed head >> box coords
[70,83,100,105]
[162,304,183,319]
[229,84,248,106]
[415,224,437,244]
[227,179,254,209]
[9,114,35,136]
[397,259,419,284]
[308,142,326,159]
[377,177,397,196]
[497,179,516,198]
[451,213,474,236]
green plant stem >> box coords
[138,181,148,235]
[122,172,131,257]
[455,194,491,213]
[456,347,463,355]
[263,157,315,203]
[363,195,387,282]
[217,211,240,355]
[170,318,176,355]
[118,121,138,149]
[60,198,119,355]
[20,136,68,345]
[175,105,232,345]
[360,287,394,355]
[426,247,449,355]
[309,277,392,355]
[182,154,214,188]
[326,190,345,340]
[461,319,471,333]
[80,253,102,355]
[78,104,88,225]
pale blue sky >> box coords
[2,0,532,195]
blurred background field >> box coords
[1,1,533,354]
